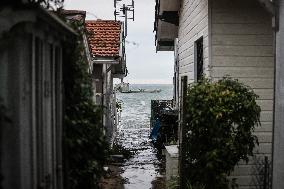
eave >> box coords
[0,4,77,38]
[92,56,121,64]
[154,0,180,51]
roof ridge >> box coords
[85,18,122,58]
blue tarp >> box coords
[150,118,161,142]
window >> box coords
[194,37,203,81]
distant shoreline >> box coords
[124,83,173,85]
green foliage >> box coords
[168,176,179,189]
[29,0,64,9]
[63,21,107,189]
[183,77,261,189]
[1,0,64,9]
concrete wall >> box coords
[210,0,274,188]
[177,0,209,85]
[165,145,179,188]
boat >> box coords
[115,82,162,94]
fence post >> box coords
[264,156,270,189]
[179,76,188,188]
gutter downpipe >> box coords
[272,0,284,188]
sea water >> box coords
[116,84,173,189]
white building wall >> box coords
[176,0,274,187]
[177,0,210,86]
[102,64,115,142]
[210,0,274,188]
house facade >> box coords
[85,20,127,143]
[155,0,276,188]
[0,3,76,189]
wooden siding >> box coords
[211,0,274,188]
[177,0,209,81]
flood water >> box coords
[116,84,173,189]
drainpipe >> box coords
[272,0,284,188]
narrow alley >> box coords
[2,0,284,189]
[116,84,172,188]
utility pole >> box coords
[114,0,135,37]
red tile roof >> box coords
[85,20,122,58]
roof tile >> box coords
[85,20,122,58]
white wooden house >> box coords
[0,3,76,189]
[85,20,127,143]
[155,0,277,188]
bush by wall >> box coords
[62,21,107,189]
[182,78,261,189]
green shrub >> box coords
[168,176,179,189]
[63,21,107,189]
[182,78,261,189]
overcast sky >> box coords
[65,0,174,84]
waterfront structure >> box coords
[0,3,76,189]
[154,0,283,188]
[85,20,127,142]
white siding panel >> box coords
[212,11,271,24]
[212,23,272,35]
[255,122,273,132]
[257,100,273,111]
[179,55,194,68]
[179,46,194,61]
[260,111,273,122]
[253,89,274,99]
[212,45,273,57]
[211,0,274,187]
[179,64,194,74]
[211,67,274,78]
[212,34,273,46]
[256,132,273,143]
[178,0,209,83]
[176,0,274,187]
[212,56,274,67]
[212,78,274,91]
